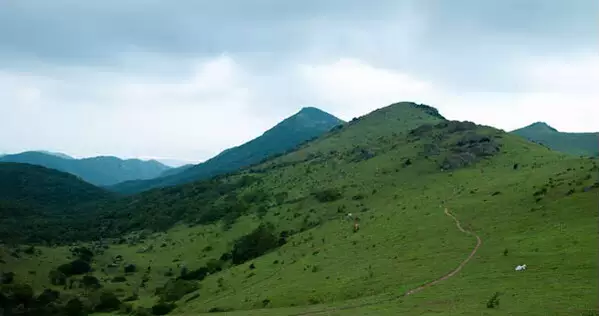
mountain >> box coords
[0,162,113,242]
[108,106,344,194]
[1,102,596,315]
[511,122,598,157]
[154,158,199,168]
[0,151,171,186]
[157,163,194,177]
[36,150,75,160]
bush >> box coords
[57,259,91,276]
[124,264,137,273]
[64,298,85,316]
[71,247,94,262]
[231,223,282,265]
[111,276,127,283]
[311,188,342,203]
[180,267,209,281]
[486,292,501,308]
[206,259,224,274]
[36,288,60,306]
[156,279,199,302]
[48,269,67,286]
[81,275,101,289]
[0,271,14,284]
[92,290,121,312]
[152,302,176,315]
[1,283,34,307]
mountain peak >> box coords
[527,122,558,132]
[295,106,339,119]
[281,107,344,128]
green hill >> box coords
[0,102,596,316]
[0,151,171,186]
[108,107,344,194]
[511,122,598,157]
[0,162,114,243]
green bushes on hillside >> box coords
[231,223,284,265]
[311,188,343,202]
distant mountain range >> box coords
[0,151,171,186]
[511,122,598,157]
[108,107,344,194]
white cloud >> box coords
[0,53,597,161]
[296,58,434,119]
[522,54,599,95]
[0,56,279,160]
[295,56,599,133]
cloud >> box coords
[295,58,434,119]
[0,1,597,160]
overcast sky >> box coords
[1,0,597,164]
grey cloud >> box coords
[1,0,596,94]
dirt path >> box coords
[403,208,482,296]
[290,207,482,316]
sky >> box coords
[0,0,597,164]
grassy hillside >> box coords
[512,122,598,157]
[1,102,597,316]
[0,162,114,243]
[108,107,344,194]
[0,151,171,186]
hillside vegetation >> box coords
[0,152,171,186]
[108,107,344,194]
[0,162,114,243]
[512,122,598,157]
[0,102,597,316]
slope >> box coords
[0,151,171,186]
[108,107,344,194]
[1,102,597,316]
[512,122,598,157]
[0,162,114,243]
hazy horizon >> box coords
[1,0,597,161]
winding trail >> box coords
[403,208,482,296]
[290,207,482,316]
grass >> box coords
[1,102,597,315]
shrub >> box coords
[111,276,127,283]
[206,259,224,274]
[180,267,209,281]
[81,275,101,289]
[48,269,67,286]
[208,307,230,313]
[124,264,137,273]
[36,288,60,306]
[92,291,121,312]
[156,279,199,302]
[64,298,85,316]
[231,224,281,265]
[57,259,91,276]
[486,292,501,308]
[0,271,14,284]
[71,247,94,262]
[311,188,342,202]
[151,302,176,315]
[1,283,34,307]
